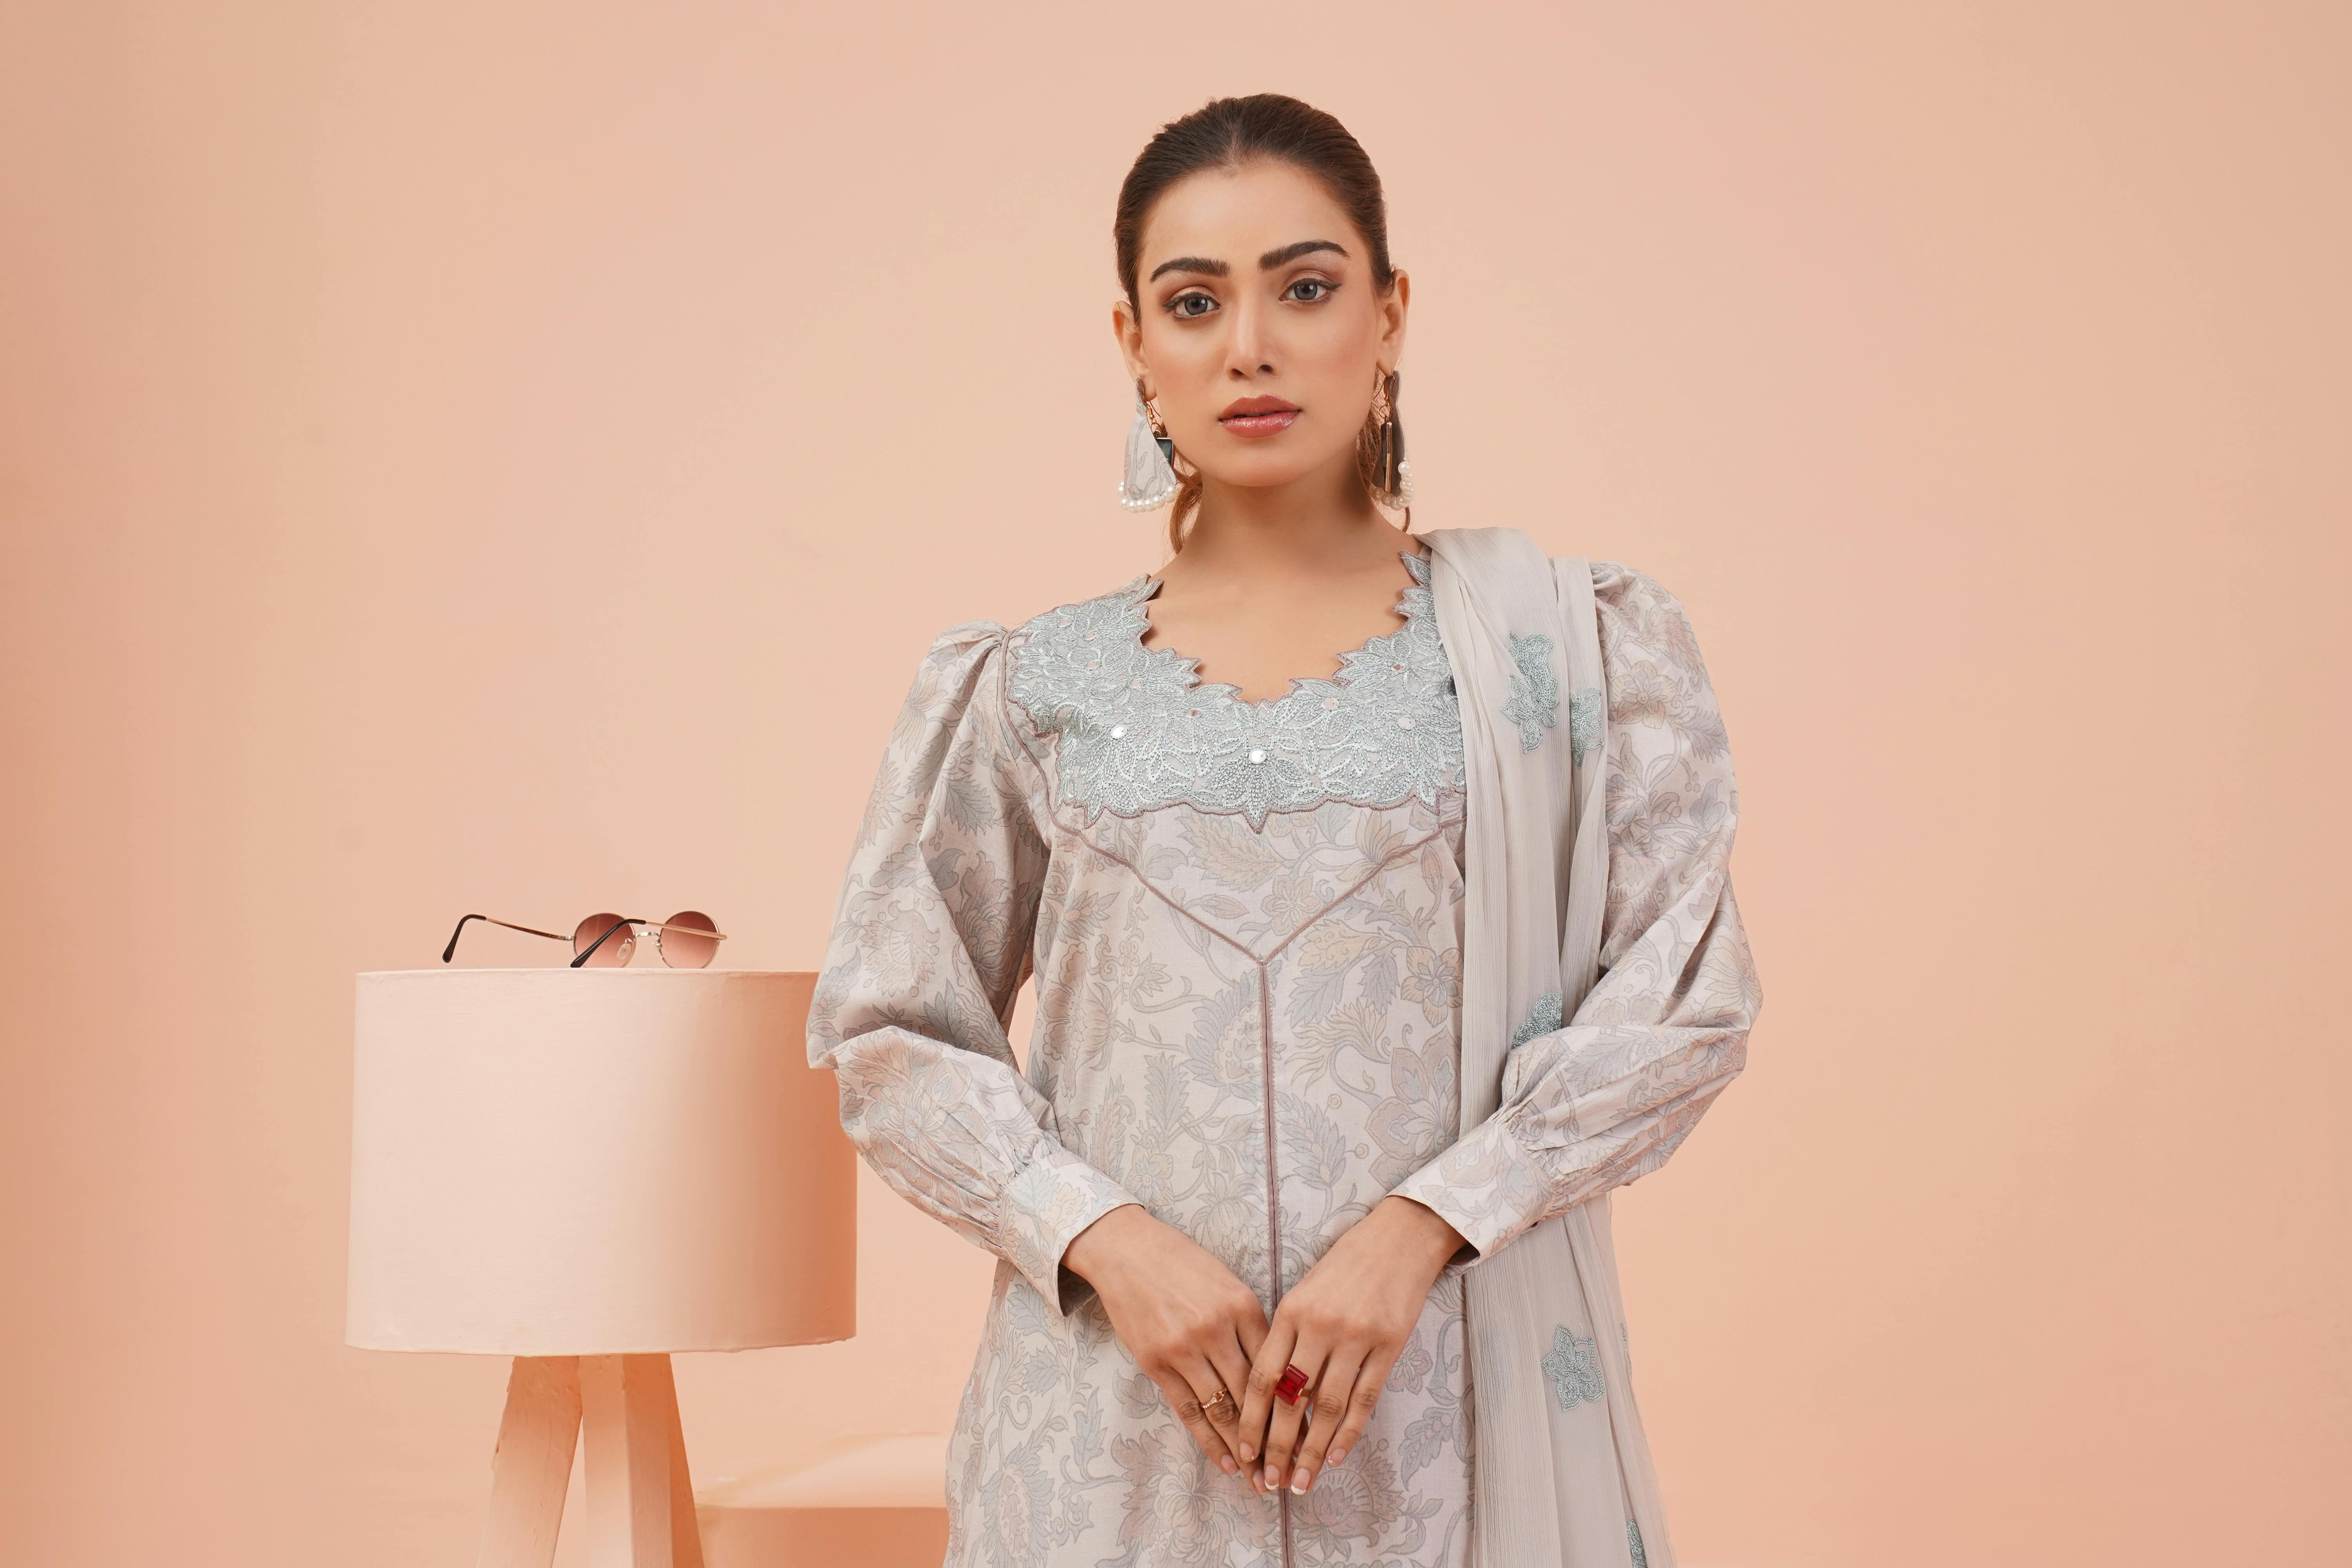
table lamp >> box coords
[347,968,855,1568]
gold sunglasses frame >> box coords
[440,911,729,969]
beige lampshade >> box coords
[346,968,855,1355]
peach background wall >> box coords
[4,4,2346,1565]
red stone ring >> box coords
[1274,1363,1311,1406]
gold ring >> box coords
[1203,1387,1238,1421]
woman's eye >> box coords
[1168,292,1217,318]
[1284,278,1334,303]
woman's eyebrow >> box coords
[1148,255,1229,282]
[1259,239,1348,269]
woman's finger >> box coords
[1176,1350,1243,1475]
[1319,1342,1402,1474]
[1258,1335,1325,1495]
[1201,1336,1254,1462]
[1236,1318,1296,1486]
[1286,1343,1367,1493]
[1228,1314,1268,1469]
[1154,1365,1238,1474]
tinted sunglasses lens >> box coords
[657,911,720,969]
[572,913,635,966]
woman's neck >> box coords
[1173,453,1405,580]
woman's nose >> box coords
[1223,295,1274,377]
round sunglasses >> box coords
[440,910,726,969]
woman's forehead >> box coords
[1138,162,1356,269]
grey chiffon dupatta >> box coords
[1423,527,1673,1568]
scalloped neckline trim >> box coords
[1125,546,1434,711]
[1002,544,1462,829]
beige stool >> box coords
[697,1434,950,1567]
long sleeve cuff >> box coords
[1389,1111,1552,1263]
[997,1140,1141,1314]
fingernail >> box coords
[1291,1468,1311,1494]
[1263,1465,1279,1489]
[1328,1446,1348,1466]
[1239,1444,1255,1462]
[1220,1455,1237,1475]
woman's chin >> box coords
[1190,450,1348,494]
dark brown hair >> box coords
[1115,94,1406,551]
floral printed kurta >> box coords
[808,544,1758,1568]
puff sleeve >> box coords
[1392,561,1763,1259]
[807,621,1141,1312]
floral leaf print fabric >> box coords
[1390,559,1761,1263]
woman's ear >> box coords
[1377,270,1411,370]
[1111,298,1150,390]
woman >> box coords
[808,94,1760,1568]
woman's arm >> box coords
[809,620,1267,1478]
[1388,557,1760,1259]
[808,622,1138,1314]
[1247,560,1762,1497]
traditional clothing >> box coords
[808,527,1761,1567]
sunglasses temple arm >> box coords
[443,914,573,964]
[569,917,642,968]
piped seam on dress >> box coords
[1058,811,1465,967]
[1051,817,1463,1568]
[1257,960,1293,1564]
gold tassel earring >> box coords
[1370,369,1414,508]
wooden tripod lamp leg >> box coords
[660,1363,704,1568]
[581,1353,706,1568]
[477,1356,584,1568]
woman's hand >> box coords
[1236,1196,1466,1496]
[1063,1203,1269,1478]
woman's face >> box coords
[1115,159,1408,499]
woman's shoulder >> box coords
[922,571,1156,650]
[916,563,1135,654]
[1009,570,1157,639]
[915,569,1158,735]
[1573,556,1671,610]
[1568,558,1704,667]
[922,617,1009,657]
[1425,529,1686,618]
[1571,558,1723,760]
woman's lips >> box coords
[1218,397,1301,437]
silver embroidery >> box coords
[1541,1324,1604,1409]
[1569,684,1603,767]
[1511,990,1564,1049]
[1004,550,1465,831]
[1628,1518,1649,1568]
[1502,632,1559,752]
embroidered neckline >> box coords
[1005,547,1465,830]
[1134,546,1434,708]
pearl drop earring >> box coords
[1119,383,1179,512]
